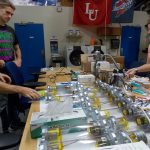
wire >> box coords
[48,67,71,83]
[63,136,94,147]
[63,139,79,147]
[58,67,65,72]
[48,74,56,83]
[104,54,121,71]
[55,67,66,75]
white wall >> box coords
[8,6,149,66]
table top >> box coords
[36,67,82,90]
[19,68,150,150]
[19,102,39,150]
[19,67,82,150]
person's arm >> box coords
[13,44,22,67]
[147,45,150,64]
[0,60,5,69]
[0,81,41,100]
[0,73,11,84]
[135,64,150,72]
[126,64,150,78]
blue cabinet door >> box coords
[15,23,45,81]
[120,26,141,69]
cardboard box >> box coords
[106,56,124,69]
[61,0,73,6]
[78,74,95,85]
[97,27,121,36]
[81,62,91,72]
[81,54,94,72]
[81,54,124,71]
[30,108,87,139]
[81,54,94,63]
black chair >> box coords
[4,62,46,113]
[0,107,22,150]
[30,71,46,82]
[4,62,46,88]
[0,132,21,150]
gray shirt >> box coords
[0,94,8,113]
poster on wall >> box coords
[111,0,135,23]
[73,0,112,26]
[10,0,57,6]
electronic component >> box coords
[96,132,121,147]
[122,103,142,116]
[89,126,103,136]
[136,111,150,126]
[129,130,148,144]
[38,80,149,150]
[107,116,129,131]
[39,128,63,150]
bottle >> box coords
[90,36,95,45]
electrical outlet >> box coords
[57,6,62,12]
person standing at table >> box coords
[126,19,150,78]
[0,0,21,68]
[0,0,23,130]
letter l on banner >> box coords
[73,0,113,26]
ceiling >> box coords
[134,0,150,14]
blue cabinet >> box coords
[120,26,141,69]
[15,23,45,81]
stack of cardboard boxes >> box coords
[81,54,124,73]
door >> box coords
[120,26,141,69]
[15,23,45,81]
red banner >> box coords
[73,0,112,26]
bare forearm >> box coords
[16,51,21,61]
[14,44,22,67]
[0,82,41,99]
[15,44,21,60]
[136,64,150,72]
[0,82,21,94]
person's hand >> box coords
[0,73,11,84]
[13,59,21,67]
[125,68,137,79]
[18,87,41,100]
[0,60,5,68]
